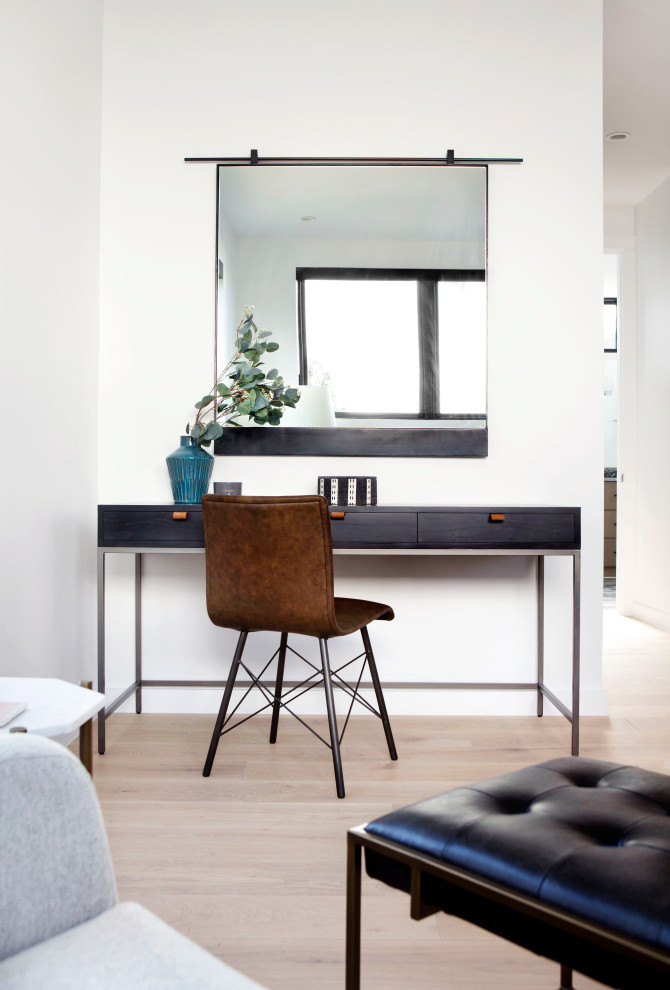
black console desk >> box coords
[98,504,581,756]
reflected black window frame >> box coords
[297,267,486,421]
[604,297,617,353]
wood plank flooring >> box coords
[91,608,670,989]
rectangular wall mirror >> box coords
[214,159,488,457]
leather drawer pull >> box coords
[489,513,505,522]
[331,512,346,520]
[172,511,188,520]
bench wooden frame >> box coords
[346,825,670,990]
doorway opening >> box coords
[603,254,619,603]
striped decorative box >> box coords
[318,476,377,506]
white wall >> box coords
[0,0,103,681]
[628,176,670,629]
[98,0,606,715]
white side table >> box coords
[0,678,105,774]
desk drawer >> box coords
[100,508,204,547]
[418,510,579,549]
[329,511,417,546]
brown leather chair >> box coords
[201,494,397,798]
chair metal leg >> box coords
[203,630,248,777]
[361,626,397,761]
[320,638,345,798]
[269,632,288,743]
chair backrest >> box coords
[0,734,117,961]
[202,494,341,638]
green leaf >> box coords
[258,330,272,338]
[216,384,232,396]
[202,422,224,441]
[284,387,299,401]
[254,406,269,419]
[266,369,278,380]
[194,395,215,409]
[265,341,279,352]
[268,410,282,425]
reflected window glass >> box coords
[299,268,486,420]
[302,279,419,415]
[438,281,487,414]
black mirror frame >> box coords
[193,153,519,458]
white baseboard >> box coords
[631,601,670,633]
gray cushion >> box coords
[0,901,266,989]
[0,735,117,960]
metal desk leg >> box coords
[537,555,544,717]
[97,550,106,755]
[135,553,142,713]
[571,551,581,756]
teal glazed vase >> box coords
[166,436,214,503]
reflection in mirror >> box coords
[215,162,487,454]
[298,267,486,423]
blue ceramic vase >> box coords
[166,436,214,503]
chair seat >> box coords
[333,597,394,636]
[0,902,266,990]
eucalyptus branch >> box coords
[185,306,300,446]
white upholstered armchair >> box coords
[0,734,266,989]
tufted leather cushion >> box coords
[365,757,670,951]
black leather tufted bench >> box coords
[346,757,670,989]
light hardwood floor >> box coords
[91,607,670,989]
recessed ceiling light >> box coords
[605,131,631,142]
[300,215,317,222]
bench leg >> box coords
[559,963,574,989]
[346,832,362,990]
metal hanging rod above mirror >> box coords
[184,149,523,166]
